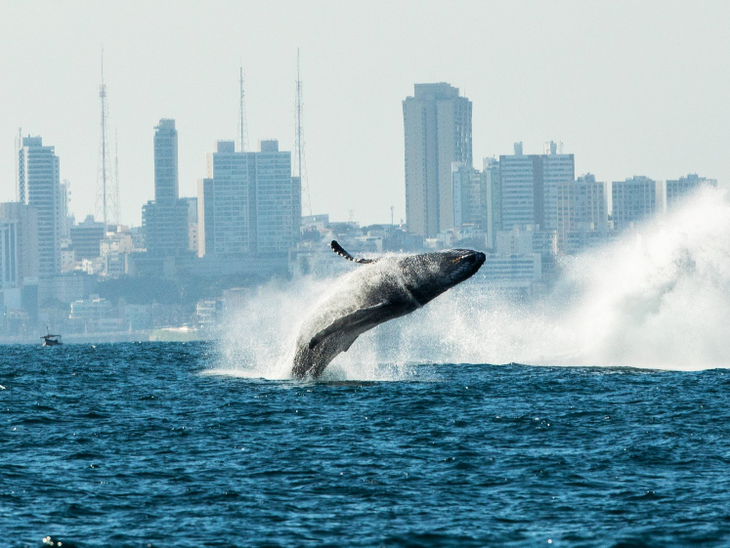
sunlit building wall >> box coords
[403,83,472,237]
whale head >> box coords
[399,248,486,306]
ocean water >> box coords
[4,189,730,547]
[2,342,730,548]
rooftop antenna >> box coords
[96,49,120,229]
[113,128,121,228]
[295,48,312,216]
[15,127,22,203]
[96,48,116,231]
[238,64,249,152]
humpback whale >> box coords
[291,241,486,379]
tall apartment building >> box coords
[142,119,190,257]
[611,176,657,231]
[451,163,483,229]
[483,157,501,249]
[556,173,610,254]
[498,142,575,232]
[199,140,300,257]
[153,119,179,200]
[70,215,106,260]
[17,136,62,279]
[0,203,39,290]
[665,173,717,210]
[403,83,472,237]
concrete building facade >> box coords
[143,119,190,258]
[199,140,300,258]
[17,136,62,279]
[611,176,657,231]
[665,173,717,210]
[498,142,574,232]
[403,83,472,238]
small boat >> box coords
[41,329,62,346]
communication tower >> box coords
[295,48,312,217]
[238,64,249,152]
[96,50,120,230]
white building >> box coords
[665,174,717,210]
[451,162,483,229]
[403,83,472,237]
[199,140,300,257]
[142,119,190,258]
[18,136,62,279]
[498,141,574,232]
[556,173,610,254]
[100,229,134,278]
[611,176,657,231]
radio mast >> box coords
[238,64,249,152]
[96,49,119,230]
[295,48,312,216]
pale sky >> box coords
[1,0,728,227]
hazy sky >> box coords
[1,1,728,227]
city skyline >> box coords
[1,1,728,228]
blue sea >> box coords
[2,342,729,548]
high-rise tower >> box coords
[403,83,472,238]
[498,141,574,232]
[17,136,62,279]
[96,52,120,229]
[153,119,179,201]
[142,119,189,258]
[199,140,300,257]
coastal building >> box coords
[17,136,62,279]
[665,174,717,210]
[199,140,300,258]
[70,215,106,261]
[142,119,190,258]
[483,157,501,250]
[611,176,657,231]
[100,228,134,278]
[498,141,574,232]
[451,163,483,229]
[183,197,199,253]
[0,203,39,315]
[403,83,472,237]
[555,173,610,254]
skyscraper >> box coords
[153,119,179,201]
[17,136,62,279]
[483,157,501,249]
[498,142,574,232]
[555,173,610,254]
[142,119,189,258]
[403,83,472,237]
[451,163,483,229]
[611,176,657,231]
[199,140,300,257]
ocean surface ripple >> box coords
[2,342,730,547]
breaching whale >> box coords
[291,241,486,379]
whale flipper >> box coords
[308,301,389,349]
[330,240,376,264]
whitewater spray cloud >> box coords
[212,187,730,378]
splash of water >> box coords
[212,187,730,378]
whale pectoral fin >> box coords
[308,302,389,349]
[341,334,359,353]
[330,240,376,264]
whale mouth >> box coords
[449,250,486,280]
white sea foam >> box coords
[213,187,730,378]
